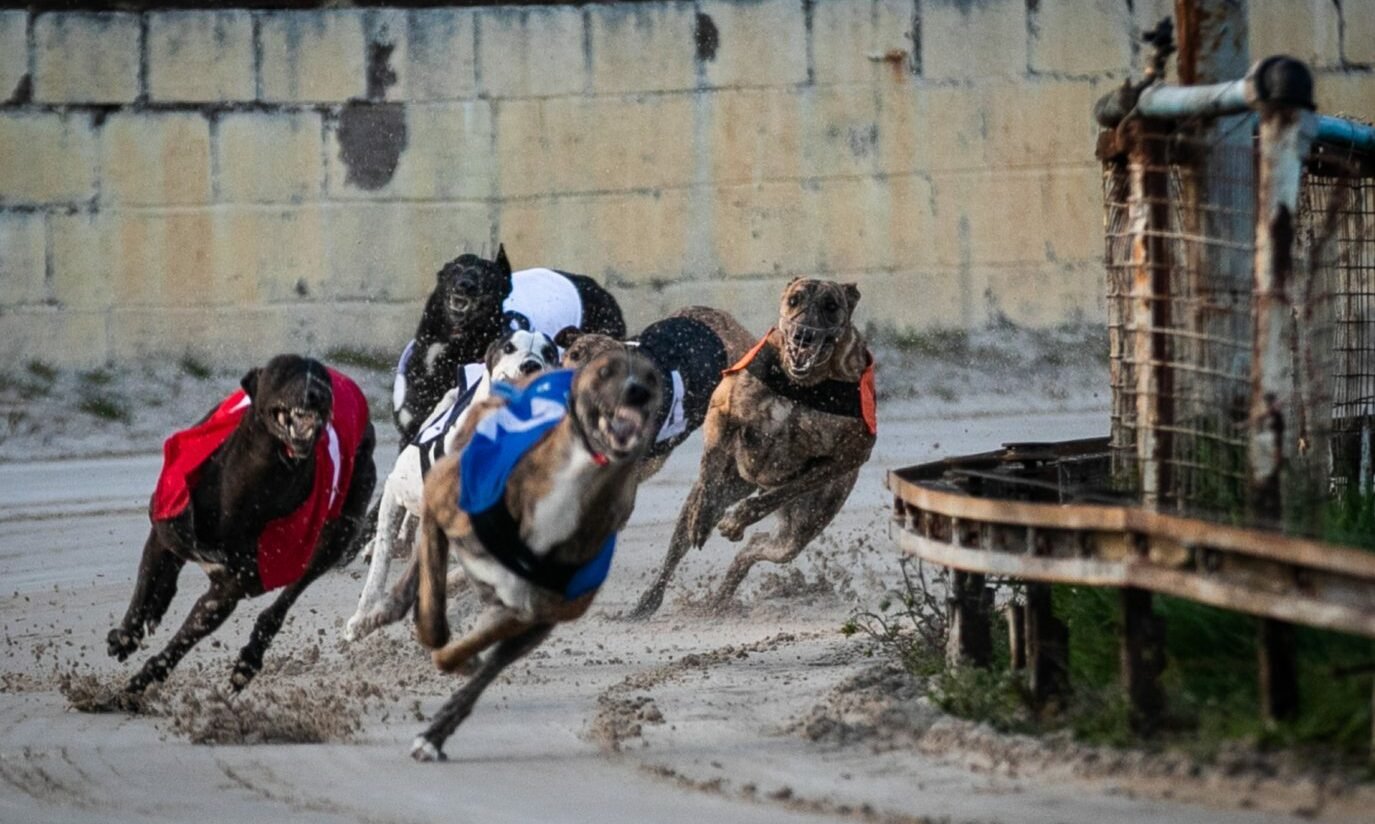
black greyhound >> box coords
[108,355,376,693]
[391,245,625,447]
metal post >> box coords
[1127,119,1174,508]
[1250,103,1315,515]
[945,571,992,669]
[1175,0,1254,471]
[1252,98,1317,725]
[1025,583,1070,709]
[1120,587,1167,735]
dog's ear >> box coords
[240,367,260,399]
[554,326,583,349]
[483,337,506,372]
[495,244,513,289]
[843,282,861,309]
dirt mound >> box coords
[60,672,158,715]
[164,683,363,745]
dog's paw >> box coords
[431,648,481,677]
[625,589,663,621]
[344,611,371,643]
[717,510,750,542]
[229,660,258,692]
[107,628,138,662]
[410,736,446,762]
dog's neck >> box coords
[195,414,315,536]
[768,324,867,386]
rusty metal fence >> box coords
[888,51,1375,738]
[1102,106,1375,525]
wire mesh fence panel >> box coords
[1299,149,1375,498]
[1102,112,1375,527]
[1105,118,1257,516]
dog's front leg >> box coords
[718,446,871,541]
[412,623,553,762]
[126,576,242,693]
[236,448,375,688]
[109,530,187,661]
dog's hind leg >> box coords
[710,471,858,610]
[628,470,752,620]
[349,554,420,639]
[431,603,527,675]
[345,492,407,641]
[126,577,241,693]
[109,532,185,661]
[412,623,553,762]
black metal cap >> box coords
[1247,56,1315,110]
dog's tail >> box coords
[413,508,451,649]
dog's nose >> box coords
[519,359,542,375]
[623,380,651,407]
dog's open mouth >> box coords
[782,323,837,378]
[596,405,648,457]
[446,295,498,332]
[274,407,321,460]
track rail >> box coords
[887,454,1375,639]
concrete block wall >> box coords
[1,1,1372,368]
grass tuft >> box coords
[25,361,57,383]
[178,355,214,381]
[324,346,394,372]
[847,569,1375,757]
[78,395,132,424]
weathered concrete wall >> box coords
[1,1,1372,367]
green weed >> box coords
[25,361,57,383]
[78,395,132,423]
[178,355,214,381]
[324,347,393,372]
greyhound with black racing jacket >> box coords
[557,306,754,480]
[392,245,625,447]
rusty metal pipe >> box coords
[1095,56,1328,127]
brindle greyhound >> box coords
[108,355,376,693]
[629,278,876,619]
[403,349,661,760]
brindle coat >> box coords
[403,349,662,761]
[629,279,875,618]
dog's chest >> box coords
[522,448,601,552]
[731,378,861,484]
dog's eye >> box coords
[824,298,839,313]
[504,343,516,354]
[598,365,612,380]
[543,347,557,361]
[787,293,802,308]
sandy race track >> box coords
[1,361,1368,823]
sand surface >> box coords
[2,345,1368,823]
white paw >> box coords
[344,614,365,643]
[410,736,444,762]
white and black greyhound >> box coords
[346,330,559,641]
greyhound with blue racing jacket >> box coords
[400,348,662,760]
